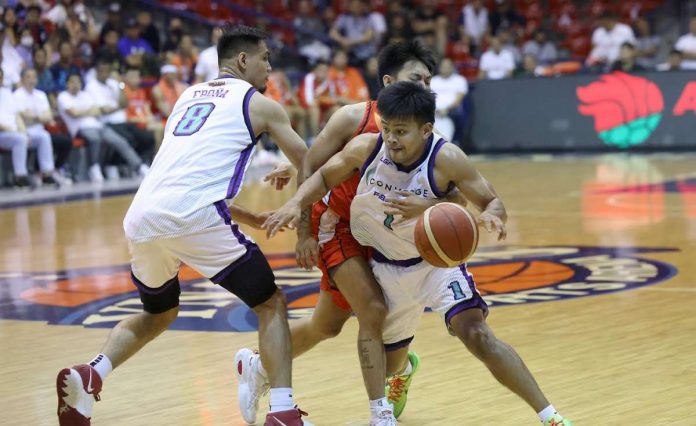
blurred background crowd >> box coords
[0,0,694,189]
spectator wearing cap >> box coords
[588,13,635,68]
[152,64,188,119]
[13,68,67,186]
[0,67,32,189]
[479,36,515,80]
[100,2,122,45]
[137,11,160,53]
[49,40,82,93]
[123,67,164,149]
[194,27,222,83]
[675,16,696,70]
[58,73,148,182]
[118,18,154,67]
[85,59,156,163]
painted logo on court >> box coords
[577,72,663,148]
[0,246,677,332]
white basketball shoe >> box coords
[235,348,270,424]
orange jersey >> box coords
[323,100,381,220]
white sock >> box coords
[88,353,113,381]
[369,397,390,413]
[538,405,558,422]
[396,359,412,376]
[268,387,294,413]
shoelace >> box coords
[548,420,563,426]
[387,375,407,402]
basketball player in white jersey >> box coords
[264,82,573,426]
[56,26,311,426]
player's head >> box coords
[217,25,271,91]
[376,81,435,165]
[377,40,436,89]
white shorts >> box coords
[370,259,488,347]
[128,221,256,288]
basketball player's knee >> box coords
[457,321,495,358]
[355,299,387,332]
[316,320,344,340]
[253,289,287,317]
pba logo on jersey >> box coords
[577,71,663,149]
[0,246,676,332]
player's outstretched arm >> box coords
[263,133,379,238]
[436,143,508,240]
[248,92,307,171]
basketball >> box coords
[414,202,479,267]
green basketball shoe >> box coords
[385,351,420,418]
[544,415,573,426]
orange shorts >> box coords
[311,202,369,312]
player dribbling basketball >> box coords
[264,82,573,426]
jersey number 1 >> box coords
[173,102,216,136]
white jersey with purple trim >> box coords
[350,133,450,260]
[124,77,258,242]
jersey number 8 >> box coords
[173,102,216,136]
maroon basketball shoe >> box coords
[264,407,313,426]
[56,364,103,426]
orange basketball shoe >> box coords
[264,407,313,426]
[56,364,102,426]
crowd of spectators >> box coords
[0,0,694,190]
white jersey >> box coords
[350,134,451,261]
[124,77,258,242]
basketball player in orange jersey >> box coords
[236,41,439,425]
[264,82,573,426]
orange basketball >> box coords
[414,202,479,267]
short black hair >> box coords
[377,81,435,126]
[217,25,268,65]
[377,40,436,88]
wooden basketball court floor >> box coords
[1,153,695,425]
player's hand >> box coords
[263,162,294,191]
[477,212,507,241]
[253,211,286,231]
[384,190,436,225]
[262,202,300,238]
[296,235,319,270]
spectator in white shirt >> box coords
[194,27,222,84]
[588,13,635,67]
[58,73,147,182]
[13,68,68,186]
[1,26,24,89]
[479,36,516,80]
[430,58,468,144]
[85,59,155,164]
[0,68,31,188]
[460,0,489,45]
[675,16,696,70]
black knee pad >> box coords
[131,273,181,314]
[215,247,278,308]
